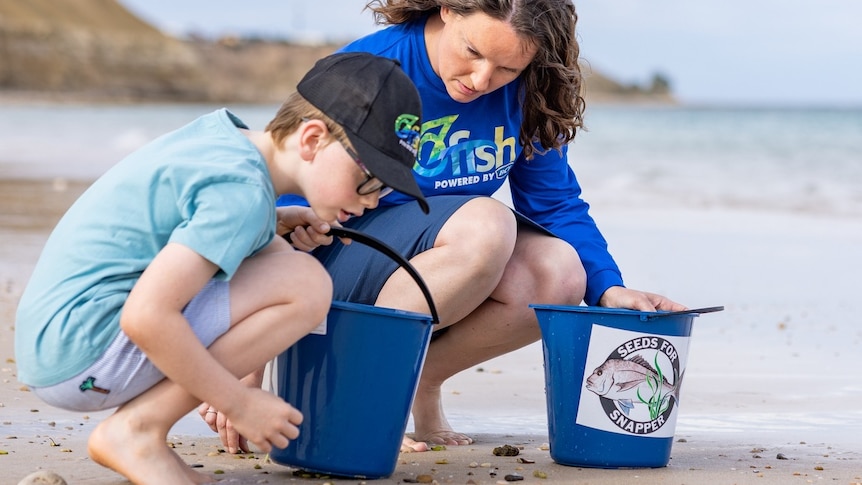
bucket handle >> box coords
[643,305,724,320]
[284,226,439,324]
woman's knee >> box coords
[539,241,585,304]
[510,235,586,305]
[438,197,517,265]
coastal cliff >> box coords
[0,0,672,104]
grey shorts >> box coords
[31,279,230,412]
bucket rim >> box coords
[331,299,434,322]
[530,304,723,320]
[530,304,697,321]
[530,304,654,318]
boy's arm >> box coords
[122,242,300,451]
[122,242,244,407]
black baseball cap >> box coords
[297,52,428,214]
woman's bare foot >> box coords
[89,412,212,484]
[414,429,473,446]
[410,384,474,446]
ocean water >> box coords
[1,103,860,216]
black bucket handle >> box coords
[284,226,439,324]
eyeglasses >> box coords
[341,142,394,197]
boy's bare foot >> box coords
[89,413,211,485]
[400,436,429,453]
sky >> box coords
[118,0,862,107]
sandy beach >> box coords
[2,176,861,484]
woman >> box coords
[282,0,685,453]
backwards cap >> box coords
[297,52,428,214]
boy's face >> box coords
[340,142,394,199]
[304,139,386,224]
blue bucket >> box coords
[269,227,439,479]
[531,304,722,468]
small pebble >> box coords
[504,473,524,481]
[776,453,788,460]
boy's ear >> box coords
[298,119,329,161]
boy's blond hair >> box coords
[266,92,352,149]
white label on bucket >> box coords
[309,316,327,336]
[574,324,690,438]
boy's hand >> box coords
[198,401,249,454]
[276,206,349,251]
[201,388,303,454]
[276,206,329,237]
[198,369,269,453]
[227,387,303,454]
[287,224,337,251]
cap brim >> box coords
[345,132,429,214]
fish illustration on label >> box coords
[585,354,682,419]
[575,325,690,438]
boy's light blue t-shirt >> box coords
[15,109,276,387]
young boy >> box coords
[14,52,426,485]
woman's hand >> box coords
[598,286,687,312]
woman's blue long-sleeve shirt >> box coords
[280,18,624,305]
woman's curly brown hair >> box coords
[365,0,585,160]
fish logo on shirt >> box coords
[395,113,421,157]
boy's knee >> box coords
[295,255,333,318]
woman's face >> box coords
[428,7,537,103]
